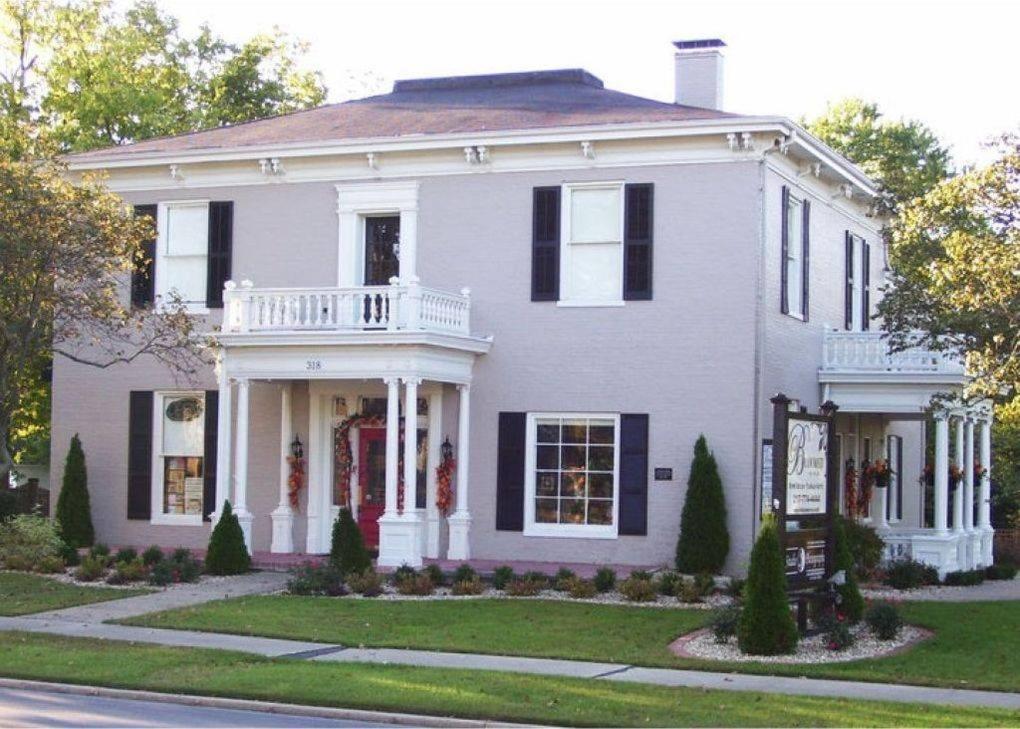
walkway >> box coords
[863,576,1020,602]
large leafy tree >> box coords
[0,146,205,484]
[805,98,952,212]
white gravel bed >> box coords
[676,623,929,664]
[334,585,733,608]
[861,585,967,600]
[11,568,222,591]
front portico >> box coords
[213,279,491,567]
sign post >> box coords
[769,393,839,627]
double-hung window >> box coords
[845,232,870,330]
[524,413,620,538]
[159,201,209,309]
[561,183,624,305]
[781,187,809,319]
[153,392,206,524]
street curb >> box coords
[0,677,530,727]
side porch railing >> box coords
[822,330,965,374]
[222,279,472,336]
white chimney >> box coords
[673,39,725,110]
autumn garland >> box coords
[286,454,305,510]
[333,413,387,511]
[435,450,456,516]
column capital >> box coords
[401,376,423,386]
[457,382,471,394]
[383,376,401,386]
[932,407,950,421]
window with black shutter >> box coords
[618,413,649,536]
[131,205,157,307]
[780,186,790,315]
[861,240,871,330]
[496,412,527,530]
[801,200,810,321]
[203,390,219,520]
[206,201,233,308]
[127,391,153,520]
[844,231,855,330]
[531,188,560,301]
[624,184,653,300]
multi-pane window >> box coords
[156,393,205,519]
[526,414,619,537]
[785,196,804,316]
[562,184,624,304]
[160,202,209,306]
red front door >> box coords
[357,428,387,548]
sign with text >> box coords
[784,529,828,584]
[785,418,829,516]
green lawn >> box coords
[0,572,149,616]
[121,596,1020,692]
[0,632,1015,727]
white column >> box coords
[270,383,295,554]
[398,207,418,284]
[447,383,472,560]
[305,392,323,553]
[233,378,253,551]
[964,416,975,532]
[934,411,949,534]
[377,376,421,567]
[403,377,421,513]
[979,412,994,565]
[953,415,965,535]
[384,377,400,517]
[424,389,443,559]
[212,364,232,524]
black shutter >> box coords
[495,412,526,531]
[623,183,653,300]
[861,240,871,331]
[531,187,560,301]
[895,435,903,521]
[844,231,854,330]
[801,200,810,320]
[131,205,157,307]
[780,186,790,314]
[206,201,233,308]
[618,413,649,536]
[203,391,219,521]
[127,391,153,520]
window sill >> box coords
[523,525,618,540]
[784,311,806,322]
[556,300,625,308]
[150,514,204,527]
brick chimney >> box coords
[673,39,725,110]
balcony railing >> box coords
[222,279,471,336]
[822,330,965,374]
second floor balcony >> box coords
[821,330,966,376]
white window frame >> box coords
[558,181,625,307]
[523,412,620,539]
[336,181,419,287]
[155,200,210,314]
[151,390,206,526]
[784,194,805,320]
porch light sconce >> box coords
[441,436,454,461]
[291,435,304,460]
[820,400,839,417]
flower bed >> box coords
[672,623,931,664]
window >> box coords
[561,184,624,305]
[524,413,620,538]
[782,191,808,319]
[846,233,869,331]
[159,202,209,307]
[153,392,205,523]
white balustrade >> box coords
[223,281,471,336]
[822,331,965,374]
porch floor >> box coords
[250,552,659,578]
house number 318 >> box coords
[305,359,323,371]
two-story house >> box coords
[56,40,994,576]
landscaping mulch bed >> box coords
[671,624,932,664]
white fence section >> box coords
[223,280,471,336]
[822,331,965,374]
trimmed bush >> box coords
[0,513,64,569]
[986,563,1018,581]
[833,517,865,623]
[737,519,798,655]
[75,554,107,582]
[712,606,741,643]
[841,516,885,579]
[347,568,384,597]
[505,578,541,597]
[522,571,549,589]
[452,577,485,596]
[204,501,250,575]
[675,577,703,604]
[694,572,716,596]
[141,546,164,566]
[35,555,65,573]
[727,577,746,600]
[59,542,80,567]
[396,572,434,596]
[554,567,577,591]
[149,550,201,586]
[865,601,903,640]
[675,435,729,574]
[491,565,515,590]
[884,558,939,589]
[619,576,656,602]
[943,569,985,586]
[824,620,854,651]
[392,564,417,584]
[114,547,138,564]
[452,564,477,585]
[54,435,95,549]
[593,566,616,593]
[655,571,681,596]
[106,558,147,584]
[89,543,110,564]
[287,564,347,596]
[566,577,597,599]
[329,508,371,576]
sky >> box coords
[147,0,1018,166]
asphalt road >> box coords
[0,687,389,728]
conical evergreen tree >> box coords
[834,517,865,623]
[675,435,730,573]
[204,501,250,575]
[737,517,799,655]
[55,434,94,548]
[330,507,371,575]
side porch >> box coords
[820,330,994,577]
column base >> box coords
[446,511,472,561]
[377,512,423,568]
[980,526,995,566]
[270,506,295,554]
[425,511,441,559]
[907,531,961,580]
[235,508,254,553]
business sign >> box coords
[786,419,828,516]
[784,529,828,584]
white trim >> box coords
[335,181,420,287]
[523,412,620,540]
[150,390,206,526]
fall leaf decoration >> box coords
[435,450,456,516]
[287,454,305,510]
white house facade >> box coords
[52,40,993,576]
